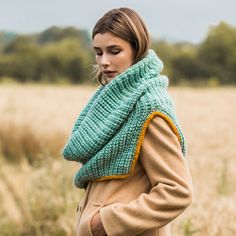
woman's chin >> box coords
[104,73,118,83]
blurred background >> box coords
[0,1,236,235]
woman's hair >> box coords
[92,7,151,85]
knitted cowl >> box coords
[62,49,186,188]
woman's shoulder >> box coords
[141,115,182,156]
[146,115,179,137]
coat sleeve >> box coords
[99,116,194,236]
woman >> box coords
[62,7,194,236]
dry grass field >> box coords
[0,84,235,236]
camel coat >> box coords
[75,116,194,236]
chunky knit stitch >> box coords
[62,49,186,188]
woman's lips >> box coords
[103,71,117,78]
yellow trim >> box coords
[95,111,182,182]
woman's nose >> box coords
[101,54,111,67]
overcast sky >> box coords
[1,0,235,44]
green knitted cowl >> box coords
[62,49,186,188]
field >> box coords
[0,84,236,236]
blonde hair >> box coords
[92,7,151,85]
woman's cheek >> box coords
[95,56,101,65]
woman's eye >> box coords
[111,50,120,55]
[95,52,103,56]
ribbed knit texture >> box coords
[62,49,186,188]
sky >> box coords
[0,0,236,44]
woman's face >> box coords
[93,32,134,81]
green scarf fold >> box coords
[62,49,186,188]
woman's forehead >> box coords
[93,32,129,48]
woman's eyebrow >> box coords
[93,46,101,50]
[107,45,121,49]
[93,45,121,50]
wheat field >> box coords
[0,84,235,236]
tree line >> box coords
[0,22,235,85]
